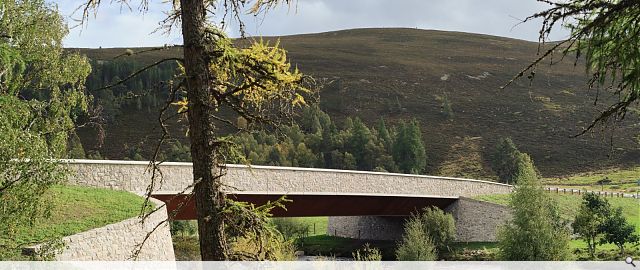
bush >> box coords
[231,232,297,261]
[395,216,437,261]
[170,220,197,237]
[418,207,456,254]
[352,243,382,261]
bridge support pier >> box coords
[327,216,405,241]
[326,198,512,242]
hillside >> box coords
[71,28,640,177]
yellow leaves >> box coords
[172,98,189,113]
[205,36,310,111]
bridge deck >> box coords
[152,192,459,219]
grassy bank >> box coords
[543,166,640,193]
[1,185,147,259]
[474,193,640,231]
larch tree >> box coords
[80,0,311,261]
[507,0,640,132]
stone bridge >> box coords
[62,159,513,242]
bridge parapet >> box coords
[62,159,511,197]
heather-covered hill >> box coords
[72,28,640,177]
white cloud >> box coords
[53,0,569,48]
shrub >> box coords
[352,243,382,261]
[395,216,437,261]
[418,207,456,254]
[170,220,197,237]
[231,232,297,261]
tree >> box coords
[508,0,640,134]
[376,118,392,151]
[82,0,309,260]
[392,120,426,174]
[572,192,611,258]
[347,117,374,170]
[491,138,530,184]
[0,0,90,258]
[67,131,87,159]
[600,206,638,255]
[497,154,570,260]
[395,213,437,261]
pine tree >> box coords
[392,120,426,174]
[491,137,524,184]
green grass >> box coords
[1,185,147,259]
[298,235,396,260]
[272,217,329,236]
[543,166,640,193]
[474,193,640,232]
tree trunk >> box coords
[180,0,228,260]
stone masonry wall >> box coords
[63,159,512,197]
[327,216,405,241]
[26,197,175,261]
[327,198,512,242]
[445,197,512,242]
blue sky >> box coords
[54,0,569,48]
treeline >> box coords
[85,58,176,121]
[234,106,427,174]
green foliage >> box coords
[497,154,571,260]
[352,243,382,261]
[395,206,455,260]
[67,132,86,159]
[395,214,437,261]
[270,218,310,241]
[418,207,456,255]
[223,196,299,260]
[0,0,90,258]
[163,141,191,162]
[490,137,534,184]
[573,193,639,257]
[85,58,176,121]
[392,120,427,174]
[123,144,145,161]
[600,206,639,255]
[170,221,197,237]
[573,193,611,258]
[232,106,428,174]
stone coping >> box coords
[151,190,460,199]
[59,159,512,188]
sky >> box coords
[55,0,570,48]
